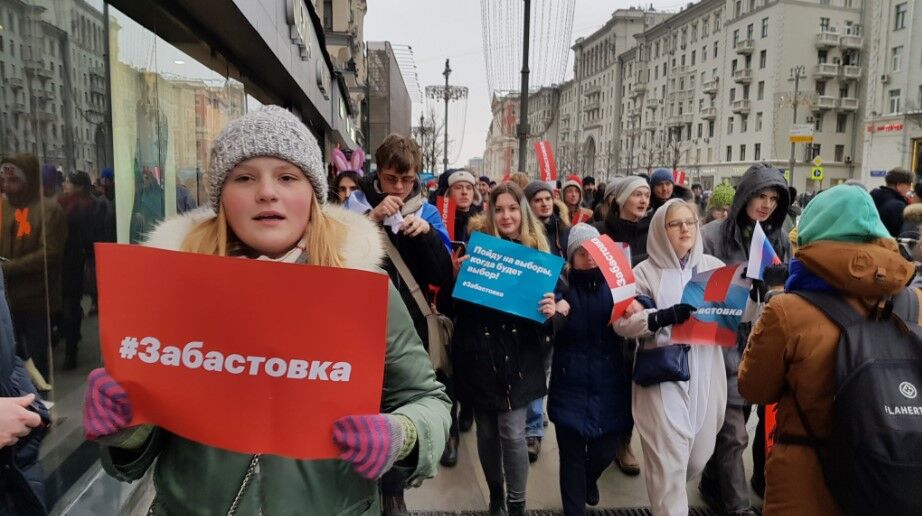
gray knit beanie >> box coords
[524,180,553,201]
[567,223,600,261]
[207,105,327,211]
[612,176,649,207]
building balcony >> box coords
[584,83,601,96]
[627,107,641,119]
[644,97,660,109]
[731,99,751,114]
[37,108,55,123]
[624,126,640,136]
[734,38,755,55]
[840,65,862,81]
[24,60,53,80]
[839,35,863,50]
[34,90,53,102]
[700,106,717,120]
[811,94,838,111]
[732,68,752,84]
[667,114,692,127]
[7,77,23,90]
[582,97,600,111]
[815,31,839,49]
[631,82,647,97]
[12,103,27,114]
[838,97,859,111]
[702,78,719,95]
[814,63,840,79]
[643,119,658,131]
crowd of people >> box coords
[1,105,920,515]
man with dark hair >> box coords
[582,176,597,209]
[870,166,914,237]
[346,134,453,516]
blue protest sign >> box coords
[452,232,565,322]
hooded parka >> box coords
[700,165,791,407]
[613,199,727,516]
[98,205,451,516]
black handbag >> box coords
[632,344,690,387]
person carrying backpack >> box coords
[739,184,921,515]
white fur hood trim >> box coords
[142,204,385,272]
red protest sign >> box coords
[95,243,389,460]
[582,235,636,321]
[436,195,456,241]
[534,140,558,185]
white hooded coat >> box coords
[613,198,727,516]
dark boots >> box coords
[506,500,525,516]
[488,482,506,516]
[440,436,459,467]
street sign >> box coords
[870,170,887,177]
[789,124,815,144]
[810,166,824,181]
[812,156,823,167]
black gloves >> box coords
[750,279,768,302]
[648,303,697,332]
[763,264,789,288]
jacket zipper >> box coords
[227,454,261,516]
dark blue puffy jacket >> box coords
[548,268,633,439]
[0,273,49,516]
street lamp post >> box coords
[788,65,806,187]
[516,0,532,174]
[425,64,468,175]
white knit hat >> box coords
[207,105,327,211]
[447,169,477,188]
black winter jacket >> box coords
[548,268,632,439]
[0,274,49,516]
[543,214,570,259]
[871,186,908,238]
[593,210,652,266]
[358,176,453,350]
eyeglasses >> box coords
[665,218,699,230]
[380,174,417,186]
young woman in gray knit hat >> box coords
[81,106,450,515]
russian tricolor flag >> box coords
[747,221,782,280]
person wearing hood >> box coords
[649,168,693,214]
[525,181,570,259]
[613,199,727,516]
[900,195,922,240]
[870,167,913,237]
[594,176,653,267]
[562,175,594,225]
[82,106,450,516]
[0,154,66,390]
[551,223,634,515]
[345,134,453,514]
[739,185,915,515]
[699,163,791,516]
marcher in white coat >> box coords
[614,199,727,516]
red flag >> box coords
[534,140,558,186]
[673,169,688,186]
[436,196,456,241]
[581,235,636,322]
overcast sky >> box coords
[364,0,683,171]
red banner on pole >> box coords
[673,169,688,186]
[581,235,636,321]
[95,244,389,460]
[436,195,456,241]
[534,140,558,186]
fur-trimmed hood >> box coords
[904,202,922,224]
[142,204,385,272]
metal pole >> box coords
[788,66,804,187]
[442,59,451,173]
[516,0,531,173]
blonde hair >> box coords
[664,200,699,226]
[181,198,346,267]
[481,183,550,252]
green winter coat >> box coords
[99,206,451,515]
